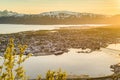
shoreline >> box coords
[0,25,120,56]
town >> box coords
[0,26,120,56]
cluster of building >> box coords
[0,28,119,56]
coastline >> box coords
[0,25,120,56]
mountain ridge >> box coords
[0,10,119,24]
[0,10,109,17]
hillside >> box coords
[0,10,119,24]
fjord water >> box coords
[0,24,119,79]
[22,44,120,79]
[0,24,109,34]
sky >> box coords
[0,0,120,15]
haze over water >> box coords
[0,24,109,34]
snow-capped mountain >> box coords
[39,11,104,19]
[0,10,24,17]
[40,11,80,16]
[0,10,105,18]
[0,10,119,24]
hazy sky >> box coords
[0,0,120,15]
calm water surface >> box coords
[0,24,117,79]
[22,44,120,79]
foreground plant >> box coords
[0,38,32,80]
[36,74,42,80]
[0,38,67,80]
[46,69,67,80]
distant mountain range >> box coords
[0,10,24,17]
[0,10,119,24]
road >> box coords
[101,48,120,55]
